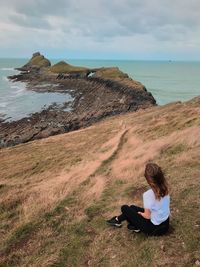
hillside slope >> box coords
[0,97,200,267]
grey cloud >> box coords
[9,13,51,29]
[104,0,200,37]
[2,0,200,38]
[0,0,200,58]
[1,0,71,17]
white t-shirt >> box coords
[143,189,170,225]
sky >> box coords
[0,0,200,60]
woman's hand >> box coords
[138,209,151,219]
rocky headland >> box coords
[0,52,156,148]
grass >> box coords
[84,182,119,220]
[94,67,129,79]
[0,97,200,266]
[93,130,128,176]
[50,220,94,267]
[27,54,50,68]
[5,222,38,254]
[163,143,187,156]
[50,61,88,74]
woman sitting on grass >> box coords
[106,163,170,236]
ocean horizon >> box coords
[0,58,200,122]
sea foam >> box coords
[0,67,15,71]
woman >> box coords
[106,163,170,236]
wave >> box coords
[11,84,25,89]
[0,102,9,108]
[2,76,8,81]
[10,84,26,96]
[0,67,15,71]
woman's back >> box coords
[143,189,170,225]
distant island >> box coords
[0,52,156,148]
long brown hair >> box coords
[144,163,169,200]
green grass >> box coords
[50,61,88,74]
[0,199,21,231]
[94,131,128,176]
[94,67,128,79]
[0,184,6,191]
[164,144,187,156]
[0,199,21,214]
[49,178,126,266]
[3,222,38,255]
[0,253,21,267]
[49,180,122,266]
[50,220,94,267]
[27,55,51,67]
[45,195,78,220]
[85,181,120,220]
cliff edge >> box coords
[1,53,156,148]
[0,96,199,266]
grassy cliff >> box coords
[0,97,200,267]
[50,61,88,74]
[23,52,51,68]
[93,67,129,79]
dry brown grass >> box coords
[0,97,200,267]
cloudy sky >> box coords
[0,0,200,60]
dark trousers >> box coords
[118,205,169,236]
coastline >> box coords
[0,53,156,148]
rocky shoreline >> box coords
[0,52,156,148]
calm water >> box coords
[68,59,200,105]
[0,58,200,122]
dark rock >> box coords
[1,54,157,148]
[33,52,41,57]
[22,52,51,70]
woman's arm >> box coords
[138,208,151,219]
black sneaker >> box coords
[127,224,140,233]
[106,216,122,228]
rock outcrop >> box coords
[1,52,156,148]
[20,52,51,70]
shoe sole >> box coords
[128,229,141,233]
[106,222,122,228]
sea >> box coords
[0,58,200,122]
